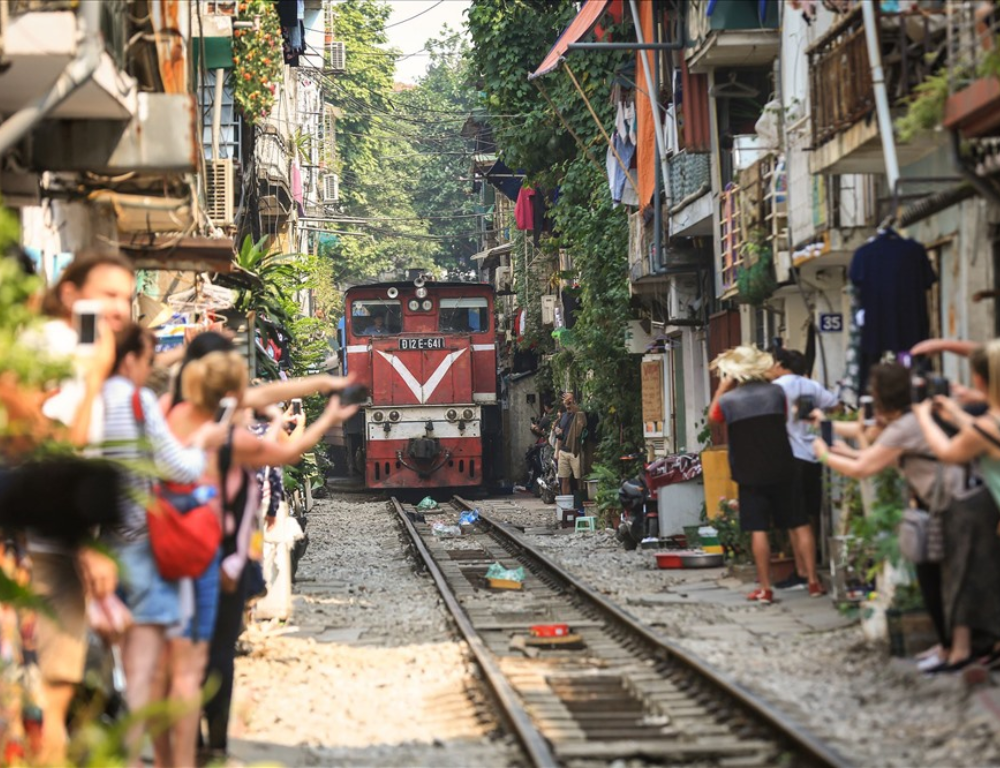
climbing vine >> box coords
[468,0,643,466]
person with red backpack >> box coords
[100,324,230,759]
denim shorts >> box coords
[113,537,180,626]
[180,549,221,643]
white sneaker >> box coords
[917,652,945,672]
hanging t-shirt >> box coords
[515,187,535,231]
[849,233,936,358]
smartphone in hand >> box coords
[73,300,103,347]
[291,398,303,415]
[820,420,833,446]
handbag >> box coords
[897,461,946,564]
[132,390,222,581]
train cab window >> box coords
[352,301,401,336]
[439,297,489,333]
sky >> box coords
[383,0,472,84]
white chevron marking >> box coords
[375,348,467,404]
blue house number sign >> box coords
[819,313,843,333]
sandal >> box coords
[924,657,974,675]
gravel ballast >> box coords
[230,496,518,767]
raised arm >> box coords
[812,437,902,479]
[910,338,980,358]
[913,399,989,464]
[232,396,358,468]
[242,373,354,410]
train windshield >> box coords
[351,300,401,336]
[439,297,489,334]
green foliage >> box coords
[895,70,950,144]
[736,236,777,306]
[586,463,621,528]
[468,1,641,466]
[845,469,908,581]
[713,498,753,564]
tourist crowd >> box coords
[709,339,1000,676]
[0,248,358,765]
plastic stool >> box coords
[574,515,596,532]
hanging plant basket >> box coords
[736,245,777,306]
[232,0,283,125]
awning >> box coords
[471,243,513,262]
[484,160,523,201]
[529,0,610,80]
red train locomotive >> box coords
[333,277,499,491]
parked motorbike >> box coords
[525,439,557,504]
[616,473,649,551]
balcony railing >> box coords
[809,5,947,149]
[943,0,1000,138]
[719,184,743,294]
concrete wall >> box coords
[504,371,541,486]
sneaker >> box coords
[774,574,808,590]
[746,588,773,604]
[808,581,827,598]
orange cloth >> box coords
[635,0,656,210]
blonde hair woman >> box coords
[153,351,358,768]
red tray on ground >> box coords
[655,550,724,569]
[530,624,570,638]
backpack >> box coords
[132,390,222,581]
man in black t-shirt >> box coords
[708,346,805,604]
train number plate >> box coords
[399,337,445,350]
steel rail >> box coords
[388,497,558,768]
[454,496,852,768]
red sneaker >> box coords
[808,581,827,598]
[746,588,773,604]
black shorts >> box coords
[738,481,808,532]
[794,458,823,519]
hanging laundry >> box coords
[606,134,637,205]
[290,162,303,214]
[515,186,536,231]
[849,229,936,390]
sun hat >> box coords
[710,345,775,382]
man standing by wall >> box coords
[556,392,587,496]
[707,347,807,604]
[769,348,834,595]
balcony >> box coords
[942,0,1000,138]
[808,5,947,175]
[668,151,712,237]
[685,0,779,74]
[718,153,788,298]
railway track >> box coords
[390,495,851,768]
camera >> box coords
[911,371,950,403]
[335,384,370,406]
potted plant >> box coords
[587,463,621,530]
[714,498,755,580]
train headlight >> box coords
[415,286,428,299]
[389,410,401,422]
[408,299,420,311]
[372,411,385,422]
[463,408,474,421]
[446,408,458,422]
[421,299,433,311]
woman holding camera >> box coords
[913,341,1000,671]
[813,363,965,670]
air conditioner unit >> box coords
[541,294,558,325]
[327,40,346,73]
[206,158,234,227]
[322,173,340,203]
[494,266,512,292]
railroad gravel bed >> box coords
[229,496,518,767]
[523,521,1000,768]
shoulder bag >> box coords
[132,390,222,580]
[897,458,945,564]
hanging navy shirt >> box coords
[849,234,936,357]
